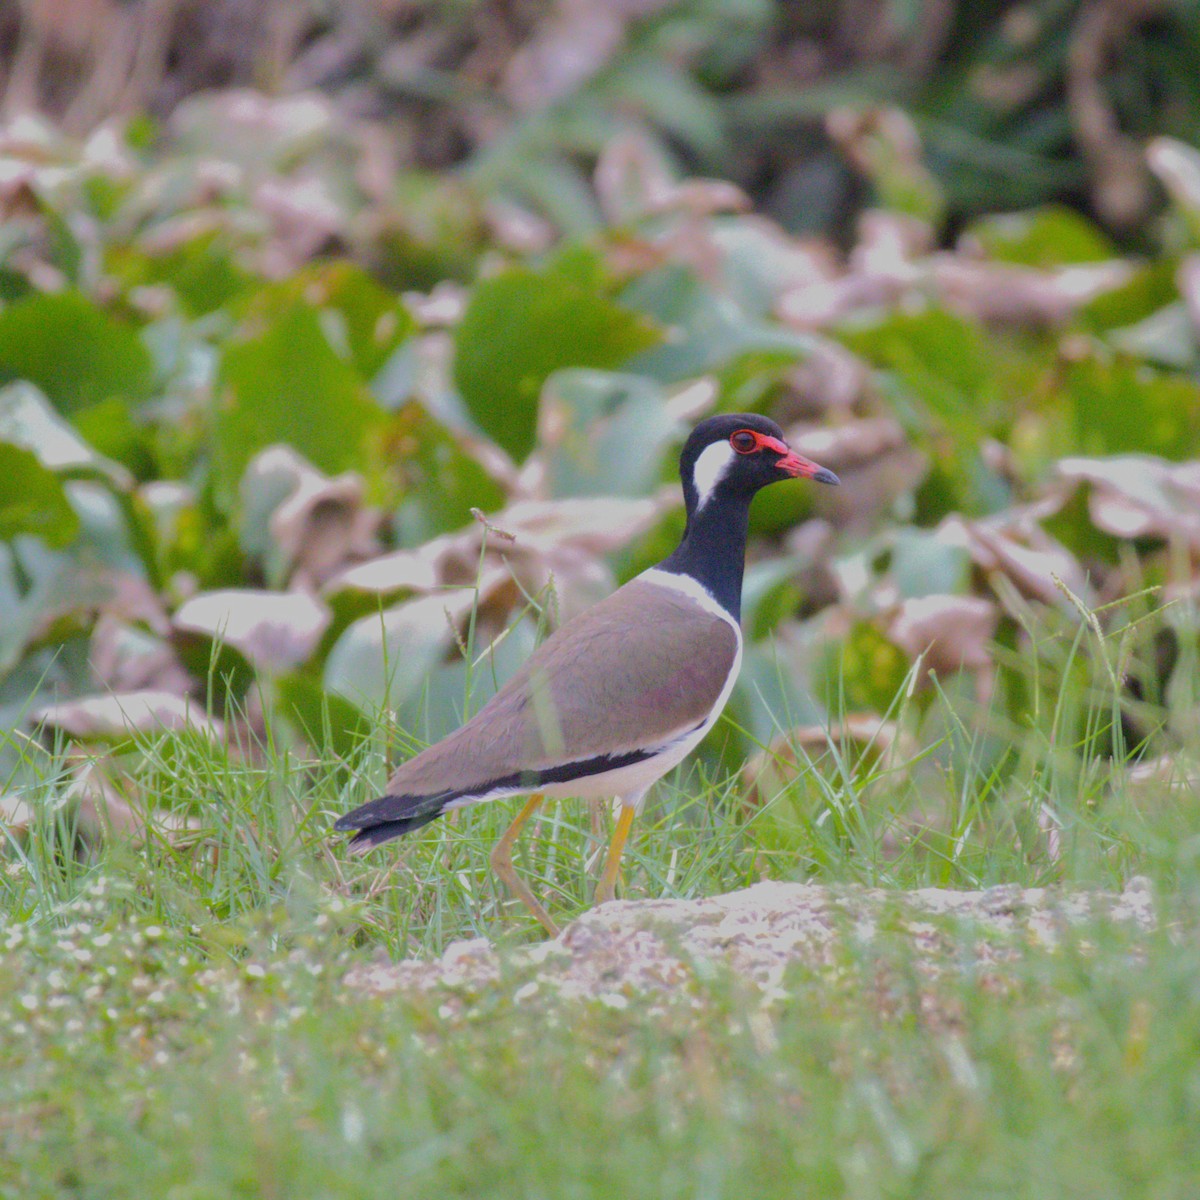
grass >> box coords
[2,599,1200,1197]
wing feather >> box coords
[383,577,737,801]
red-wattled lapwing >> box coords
[334,414,838,934]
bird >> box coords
[334,413,839,934]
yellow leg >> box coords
[595,804,636,906]
[489,793,559,937]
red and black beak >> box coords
[760,434,840,485]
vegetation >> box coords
[2,1,1200,1194]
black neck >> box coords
[657,493,752,621]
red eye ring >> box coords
[730,430,758,454]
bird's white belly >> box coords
[543,617,743,808]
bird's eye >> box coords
[730,430,758,454]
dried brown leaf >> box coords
[1057,456,1200,551]
[887,594,998,674]
[173,589,331,673]
[243,445,380,589]
[932,256,1132,326]
[35,690,224,741]
[940,511,1093,610]
[741,715,917,808]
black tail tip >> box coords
[334,809,444,852]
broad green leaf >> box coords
[393,617,538,744]
[0,290,154,415]
[0,444,79,546]
[276,672,370,764]
[374,174,487,291]
[840,308,1012,516]
[0,634,92,747]
[391,404,506,543]
[710,219,836,318]
[216,304,383,499]
[1081,260,1178,334]
[323,592,465,716]
[621,265,815,383]
[539,370,680,499]
[1042,484,1122,567]
[742,559,805,641]
[819,621,910,714]
[748,475,820,537]
[0,268,33,304]
[72,397,157,480]
[601,57,726,160]
[453,254,659,461]
[840,307,992,408]
[890,528,971,598]
[966,206,1116,267]
[323,592,537,740]
[65,481,142,573]
[243,262,416,379]
[730,640,824,749]
[1064,356,1200,461]
[0,381,130,485]
[107,233,253,318]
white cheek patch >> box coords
[691,441,736,511]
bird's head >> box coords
[679,413,839,516]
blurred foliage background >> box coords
[1,0,1200,847]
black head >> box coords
[679,413,838,517]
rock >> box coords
[344,878,1156,1005]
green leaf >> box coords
[1081,260,1178,335]
[243,262,416,379]
[1042,484,1122,567]
[0,290,154,415]
[820,621,910,714]
[453,254,659,461]
[72,397,157,480]
[1063,356,1200,461]
[276,672,370,764]
[373,174,487,291]
[840,307,992,407]
[840,307,1012,516]
[0,444,79,546]
[539,370,680,499]
[107,233,253,318]
[730,640,824,749]
[890,528,971,598]
[323,593,461,716]
[0,381,131,486]
[621,265,814,383]
[966,206,1116,268]
[216,304,383,499]
[391,404,506,543]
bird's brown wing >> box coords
[380,576,739,801]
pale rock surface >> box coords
[345,878,1155,1004]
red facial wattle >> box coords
[730,429,840,486]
